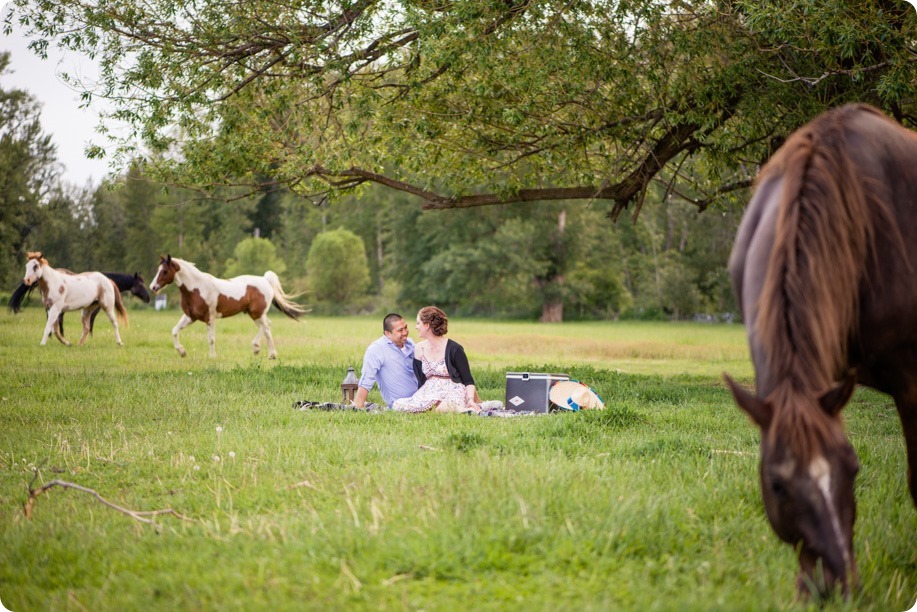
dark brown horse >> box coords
[725,104,917,598]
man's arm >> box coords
[354,344,382,408]
[353,386,370,408]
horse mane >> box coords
[26,251,48,266]
[103,272,142,290]
[756,104,899,457]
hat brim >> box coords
[549,380,605,410]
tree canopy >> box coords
[4,1,915,221]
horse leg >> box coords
[251,320,264,355]
[259,315,277,359]
[172,314,193,357]
[100,303,123,346]
[89,305,101,335]
[78,308,92,346]
[207,320,217,358]
[42,306,68,346]
[894,391,917,508]
[52,314,69,346]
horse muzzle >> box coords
[797,545,858,600]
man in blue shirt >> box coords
[353,313,419,409]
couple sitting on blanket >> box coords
[353,306,503,413]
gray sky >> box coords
[1,22,113,187]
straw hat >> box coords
[549,380,605,411]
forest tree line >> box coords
[3,161,744,323]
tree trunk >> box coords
[540,300,564,323]
[538,209,566,323]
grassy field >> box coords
[0,306,914,611]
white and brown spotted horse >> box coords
[149,255,305,358]
[22,252,128,346]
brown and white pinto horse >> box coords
[725,104,917,599]
[149,255,305,358]
[22,252,128,346]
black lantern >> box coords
[341,366,359,404]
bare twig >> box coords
[24,479,194,524]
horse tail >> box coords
[8,282,34,313]
[264,271,307,320]
[112,280,129,327]
[756,105,892,393]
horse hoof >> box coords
[268,354,277,360]
[178,350,187,357]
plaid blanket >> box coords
[292,401,540,417]
[292,401,383,412]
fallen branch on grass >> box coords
[24,477,194,524]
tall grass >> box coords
[0,307,913,610]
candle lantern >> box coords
[341,366,359,404]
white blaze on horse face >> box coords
[23,260,41,285]
[809,455,851,568]
[150,265,164,292]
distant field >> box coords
[0,307,913,611]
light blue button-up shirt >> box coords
[358,336,417,407]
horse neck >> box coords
[38,263,65,285]
[105,273,132,290]
[755,108,884,395]
[173,260,208,289]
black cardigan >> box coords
[412,339,475,387]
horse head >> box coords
[725,373,860,599]
[23,251,46,286]
[150,255,179,293]
[131,272,152,303]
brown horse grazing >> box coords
[725,104,917,599]
[149,255,306,358]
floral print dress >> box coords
[391,355,467,413]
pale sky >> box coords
[1,19,114,187]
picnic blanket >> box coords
[293,401,540,417]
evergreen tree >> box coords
[0,51,59,285]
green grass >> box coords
[0,307,914,611]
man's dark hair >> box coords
[383,313,404,333]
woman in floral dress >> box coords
[392,306,482,413]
